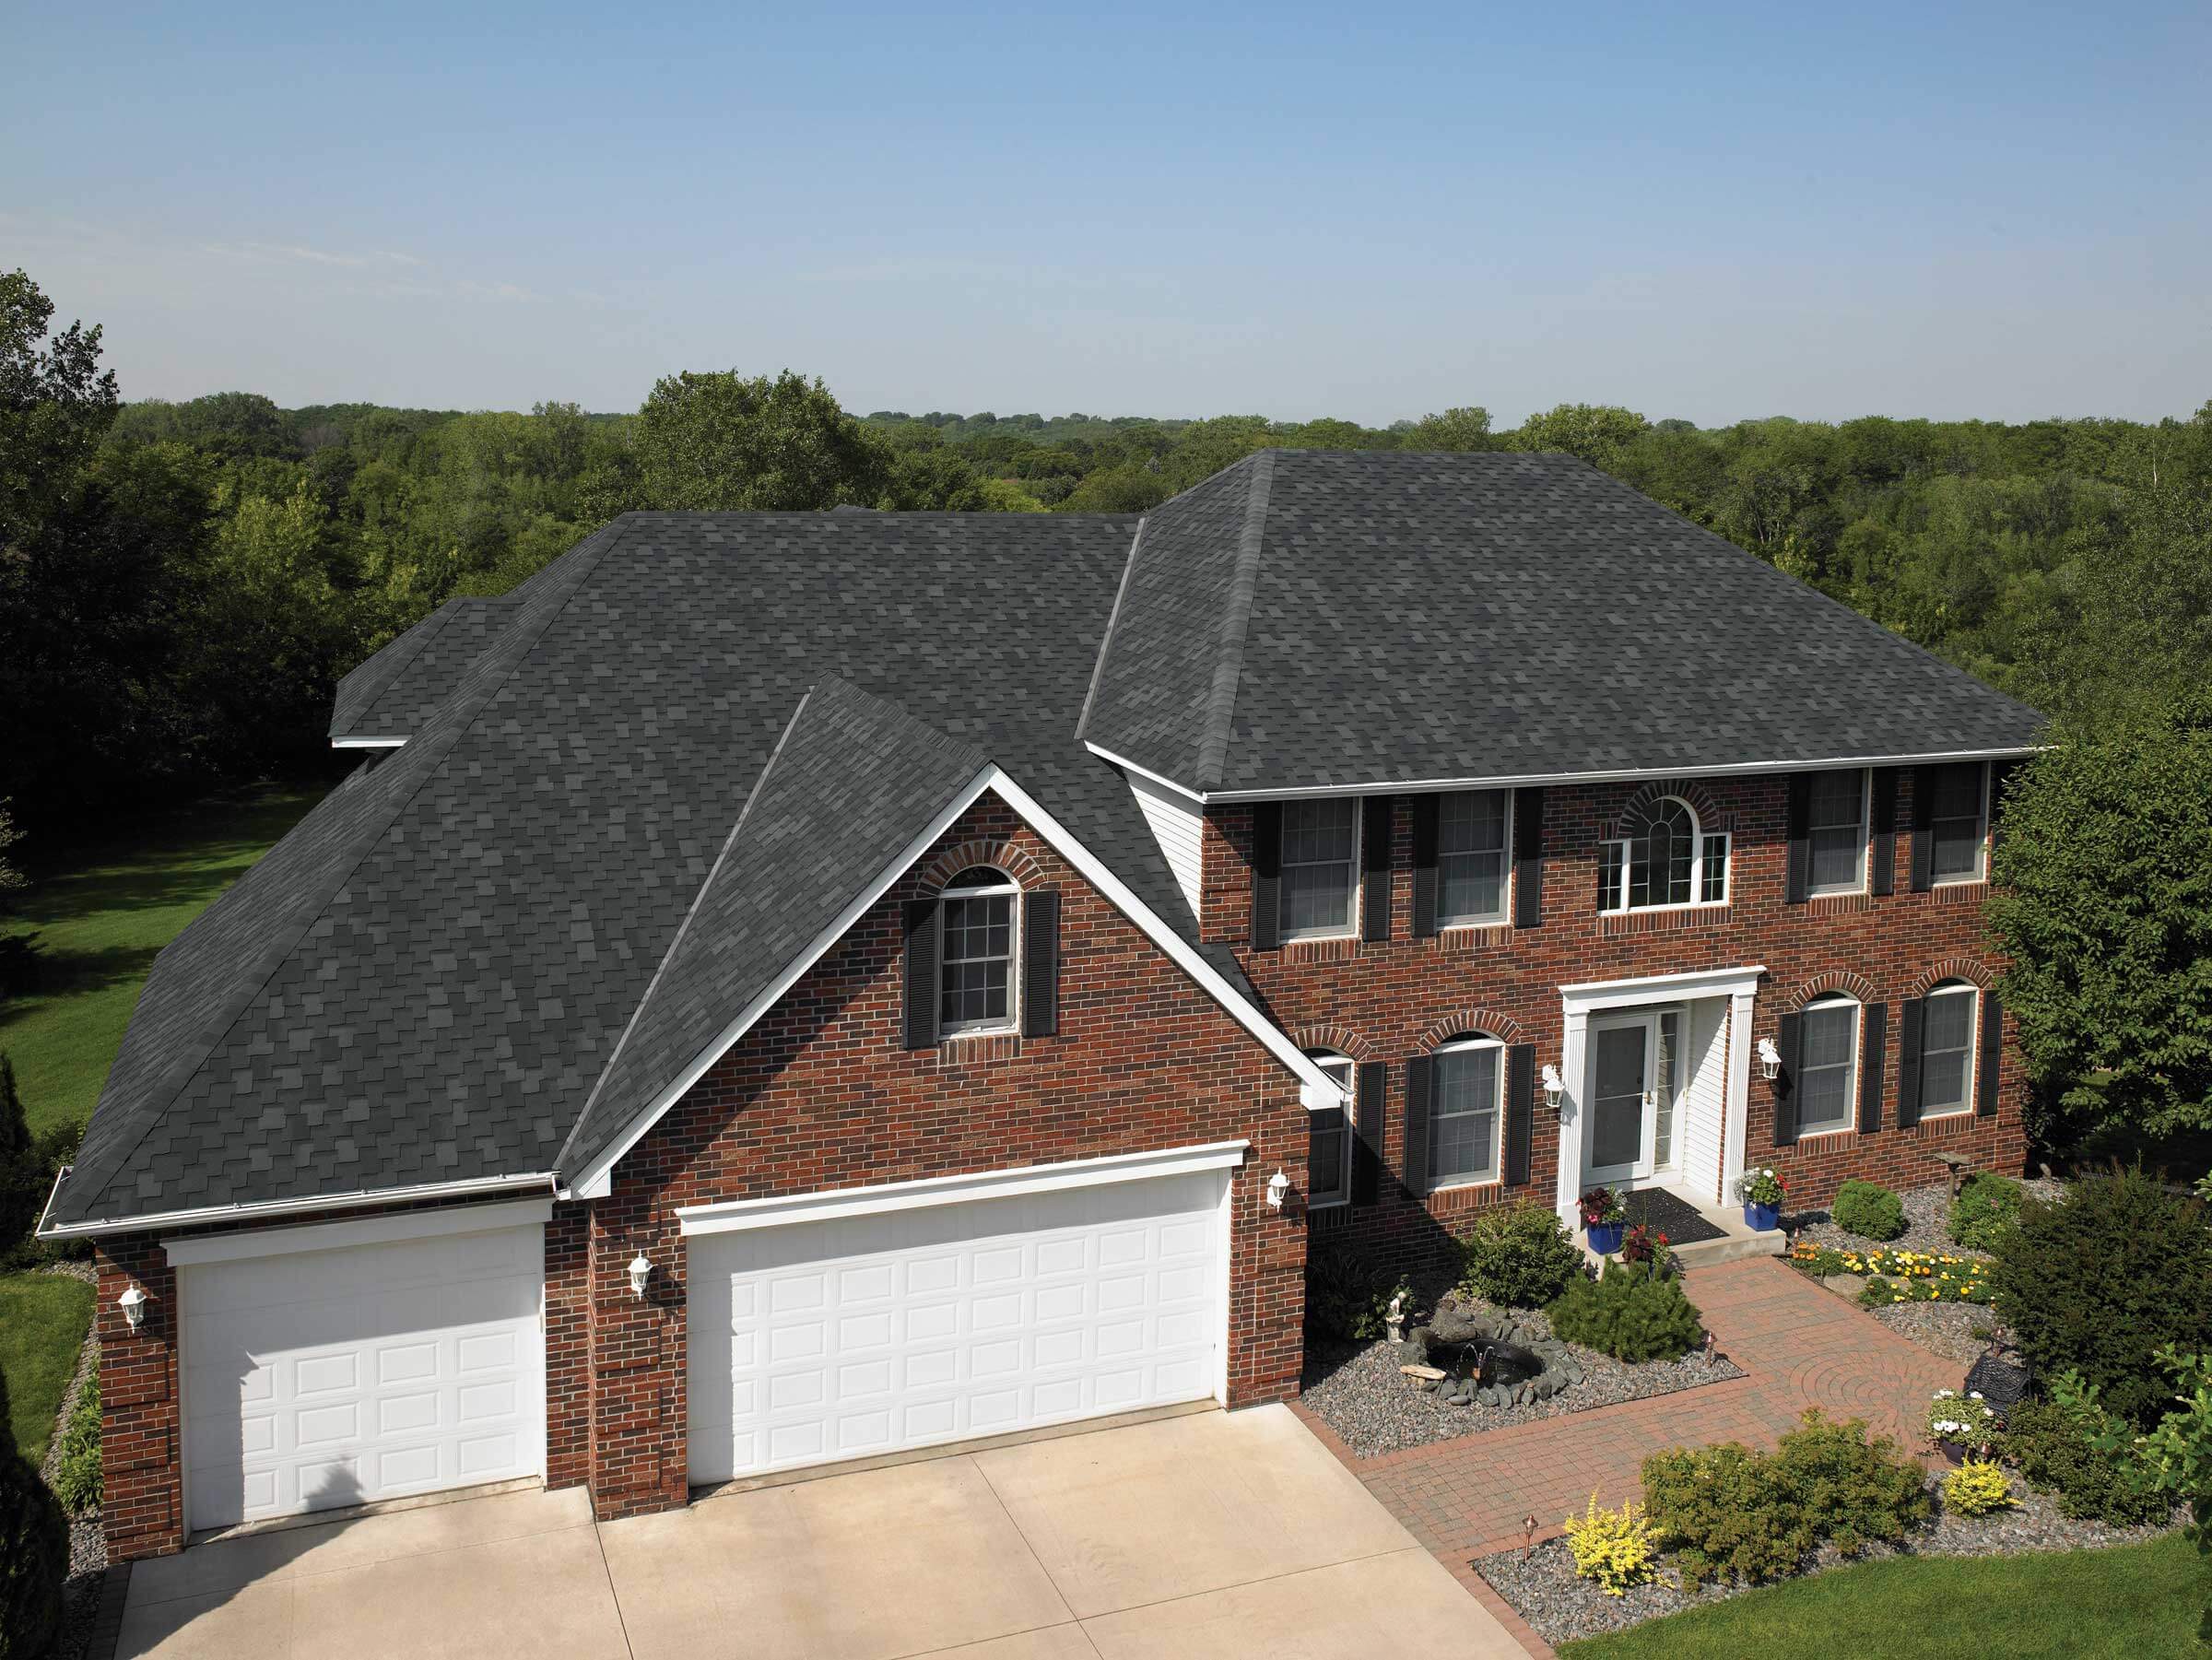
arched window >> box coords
[1796,995,1860,1135]
[938,866,1018,1035]
[1430,1034,1503,1188]
[1602,797,1729,912]
[1917,981,1980,1117]
[1303,1049,1356,1209]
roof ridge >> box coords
[1074,515,1147,741]
[1194,449,1274,790]
[59,521,635,1223]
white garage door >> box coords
[687,1167,1227,1485]
[179,1221,544,1532]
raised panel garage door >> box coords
[179,1222,544,1532]
[687,1168,1228,1485]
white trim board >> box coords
[561,765,1344,1200]
[37,1169,557,1241]
[1081,740,2040,805]
[676,1141,1250,1236]
[162,1197,554,1266]
[330,736,407,749]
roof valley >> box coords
[1194,451,1274,791]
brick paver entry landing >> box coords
[1292,1255,1965,1658]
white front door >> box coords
[1584,1008,1686,1188]
[179,1223,545,1532]
[686,1168,1227,1486]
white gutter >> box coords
[34,1167,559,1240]
[331,736,407,749]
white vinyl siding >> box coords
[1126,771,1205,922]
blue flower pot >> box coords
[1744,1201,1781,1231]
[1586,1220,1625,1254]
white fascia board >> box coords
[331,736,408,749]
[36,1170,556,1241]
[1559,963,1769,1013]
[1085,742,2041,805]
[565,765,1347,1200]
[162,1196,553,1266]
[677,1141,1249,1236]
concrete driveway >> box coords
[117,1405,1528,1660]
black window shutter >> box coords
[901,899,940,1050]
[1352,1063,1385,1207]
[1784,772,1812,904]
[1249,803,1282,950]
[1403,1055,1433,1197]
[1975,991,2002,1117]
[1360,795,1393,943]
[1859,1001,1888,1134]
[1505,1043,1535,1188]
[1869,768,1898,897]
[1908,766,1936,892]
[1512,787,1544,928]
[1897,997,1925,1126]
[1988,759,2021,854]
[1772,1011,1803,1147]
[1019,889,1059,1039]
[1409,795,1440,938]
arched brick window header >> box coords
[1908,958,1994,996]
[1288,1024,1379,1062]
[1781,971,1880,1011]
[1606,779,1734,838]
[1416,1007,1525,1049]
[916,839,1044,895]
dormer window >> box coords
[1280,799,1359,940]
[1601,797,1728,912]
[938,866,1018,1034]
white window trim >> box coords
[161,1196,554,1266]
[937,871,1021,1038]
[1601,798,1730,914]
[1429,1035,1506,1192]
[1795,994,1861,1139]
[1279,795,1362,942]
[1806,769,1871,899]
[1305,1053,1357,1210]
[1930,763,1992,889]
[1919,983,1982,1118]
[1436,788,1512,930]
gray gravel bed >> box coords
[1868,1299,2004,1367]
[30,1259,107,1660]
[1794,1178,2063,1258]
[1300,1301,1744,1459]
[1476,1480,2179,1647]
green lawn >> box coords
[1560,1533,2206,1659]
[0,1273,96,1466]
[0,780,332,1139]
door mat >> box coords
[1619,1186,1725,1245]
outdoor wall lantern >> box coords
[117,1283,149,1333]
[1540,1064,1565,1112]
[627,1251,653,1301]
[1265,1170,1291,1211]
[1756,1038,1783,1082]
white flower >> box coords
[1968,1391,1983,1399]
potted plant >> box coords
[1735,1168,1785,1231]
[1580,1186,1627,1254]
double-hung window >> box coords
[1430,1037,1502,1188]
[1918,983,1979,1116]
[1280,799,1359,939]
[1437,789,1509,926]
[1796,995,1860,1135]
[1928,764,1988,884]
[1305,1051,1356,1209]
[938,866,1018,1034]
[1807,770,1868,895]
[1600,797,1728,912]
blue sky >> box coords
[6,1,2207,424]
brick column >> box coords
[95,1237,185,1560]
[586,1200,688,1519]
[543,1202,593,1490]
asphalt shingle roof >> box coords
[1082,450,2046,795]
[329,596,521,740]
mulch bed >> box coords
[1475,1482,2181,1647]
[1300,1298,1744,1459]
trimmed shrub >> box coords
[1560,1491,1658,1595]
[1988,1164,2212,1429]
[2006,1396,2171,1525]
[1458,1203,1581,1308]
[1942,1458,2017,1516]
[0,1369,65,1660]
[51,1372,100,1516]
[1304,1239,1407,1343]
[1948,1171,2024,1252]
[1830,1179,1905,1242]
[1547,1260,1702,1362]
[1768,1410,1931,1558]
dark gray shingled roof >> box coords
[328,596,519,740]
[1081,450,2046,795]
[561,677,988,1178]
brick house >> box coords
[38,450,2041,1559]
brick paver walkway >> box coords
[1291,1255,1965,1658]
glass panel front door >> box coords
[1589,1021,1649,1178]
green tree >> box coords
[629,370,886,512]
[1988,698,2212,1141]
[0,267,119,547]
[1403,406,1496,452]
[0,805,21,899]
[1507,403,1650,469]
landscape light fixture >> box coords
[1265,1170,1291,1211]
[1540,1064,1565,1112]
[117,1283,149,1333]
[627,1251,653,1301]
[1756,1038,1783,1081]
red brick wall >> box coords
[94,1238,183,1560]
[1204,770,2026,1270]
[592,793,1312,1514]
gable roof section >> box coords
[329,595,522,743]
[1082,449,2046,796]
